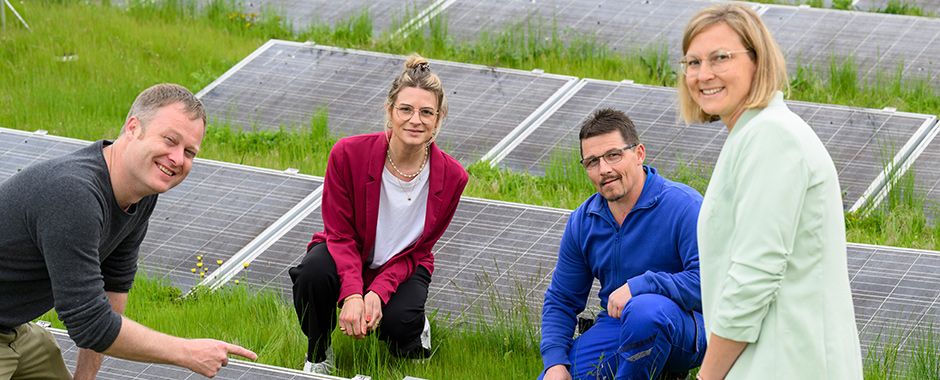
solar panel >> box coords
[426,198,583,324]
[495,80,936,211]
[232,207,324,297]
[0,128,324,293]
[759,5,940,87]
[141,161,323,292]
[849,244,940,357]
[197,40,578,166]
[436,0,736,59]
[49,328,324,380]
[0,130,85,181]
[231,195,605,325]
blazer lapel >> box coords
[363,132,387,261]
[424,143,445,234]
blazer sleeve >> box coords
[321,140,366,303]
[712,121,808,343]
[367,162,468,304]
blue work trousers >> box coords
[542,294,706,380]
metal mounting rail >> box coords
[195,184,324,292]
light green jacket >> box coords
[698,92,863,379]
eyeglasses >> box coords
[394,104,439,124]
[679,49,752,76]
[581,144,638,170]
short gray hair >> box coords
[125,83,206,132]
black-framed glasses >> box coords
[581,144,638,170]
[394,104,439,123]
[679,49,752,76]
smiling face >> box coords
[122,102,204,196]
[581,131,646,204]
[387,86,441,148]
[684,22,756,127]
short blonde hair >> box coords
[126,83,205,132]
[678,4,788,124]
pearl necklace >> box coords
[386,146,428,179]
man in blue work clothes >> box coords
[540,108,706,380]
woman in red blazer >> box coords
[290,54,468,375]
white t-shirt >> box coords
[372,163,430,269]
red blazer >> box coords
[309,132,468,304]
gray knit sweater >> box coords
[0,140,156,352]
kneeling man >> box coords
[540,109,706,380]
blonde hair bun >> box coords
[403,54,429,70]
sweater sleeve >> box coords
[321,141,366,304]
[712,123,808,343]
[627,198,703,312]
[540,213,593,372]
[33,178,122,352]
[368,164,468,303]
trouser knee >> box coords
[290,243,339,295]
[379,267,431,357]
[621,294,676,334]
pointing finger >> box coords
[226,343,258,360]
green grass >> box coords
[847,168,940,250]
[749,0,933,16]
[0,0,295,139]
[38,275,543,379]
[879,0,932,17]
[201,109,336,174]
[864,324,940,380]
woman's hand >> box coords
[363,291,383,332]
[339,294,367,339]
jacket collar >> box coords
[587,165,663,222]
[731,90,784,137]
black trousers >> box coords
[289,242,431,362]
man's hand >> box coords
[606,283,633,319]
[363,291,383,333]
[543,364,573,380]
[180,339,257,378]
[339,294,367,339]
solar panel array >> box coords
[759,4,940,86]
[496,80,936,211]
[436,0,723,57]
[49,328,325,380]
[432,1,940,88]
[198,40,577,166]
[0,128,324,293]
[237,187,940,356]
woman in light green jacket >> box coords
[677,4,863,379]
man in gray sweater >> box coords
[0,83,256,379]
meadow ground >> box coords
[2,0,937,378]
